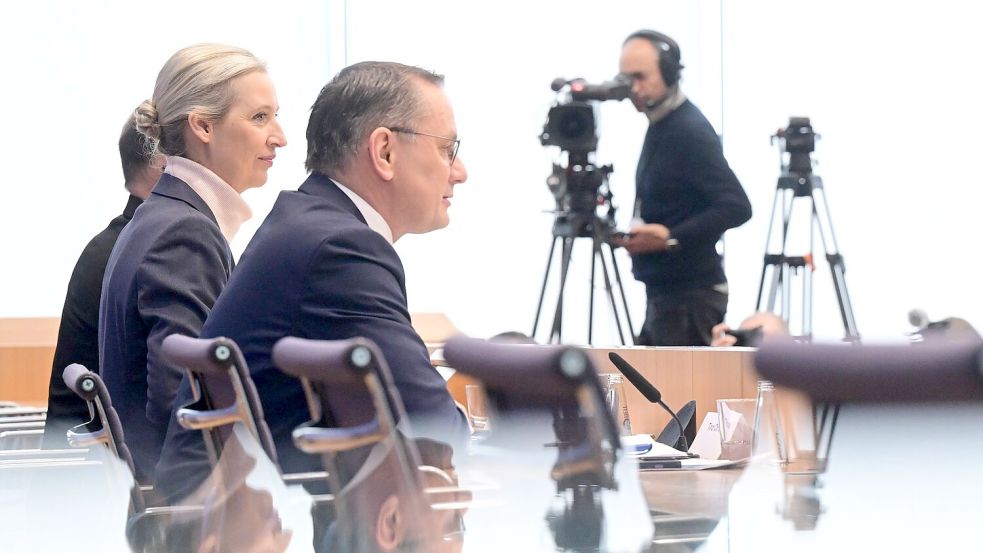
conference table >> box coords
[0,316,788,551]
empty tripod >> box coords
[756,117,859,342]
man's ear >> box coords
[375,495,403,552]
[187,112,213,144]
[367,127,396,182]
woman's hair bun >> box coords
[133,99,161,141]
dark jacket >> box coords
[98,173,233,482]
[155,173,467,501]
[42,195,142,448]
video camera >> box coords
[540,76,631,152]
[772,116,819,175]
[540,76,630,238]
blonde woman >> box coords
[98,44,286,483]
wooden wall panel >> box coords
[0,317,59,406]
[587,347,756,437]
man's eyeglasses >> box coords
[389,126,461,166]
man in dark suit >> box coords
[157,61,470,503]
[42,116,161,449]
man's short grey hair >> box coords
[306,61,444,176]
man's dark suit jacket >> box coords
[155,173,468,501]
[42,195,142,449]
[99,173,233,483]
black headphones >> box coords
[625,29,684,87]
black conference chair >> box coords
[442,335,625,551]
[161,334,278,468]
[271,337,423,491]
[162,333,337,549]
[162,334,332,489]
[62,363,204,552]
[271,336,464,547]
[62,363,145,513]
[755,338,983,404]
[754,338,983,530]
[443,335,622,485]
[754,338,983,470]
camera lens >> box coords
[557,109,590,140]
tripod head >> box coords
[546,158,618,240]
[542,79,623,241]
[772,117,820,176]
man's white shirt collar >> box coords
[331,178,394,244]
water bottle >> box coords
[753,380,788,462]
[601,373,632,435]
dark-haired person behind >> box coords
[99,44,286,483]
[41,115,161,449]
[157,61,470,507]
[612,30,752,346]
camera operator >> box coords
[612,29,752,346]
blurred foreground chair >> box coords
[443,335,627,551]
[443,335,622,485]
[754,338,983,530]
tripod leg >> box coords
[782,265,791,324]
[549,238,575,343]
[757,189,784,309]
[588,238,597,344]
[766,261,782,313]
[804,258,813,340]
[829,259,860,340]
[761,188,795,320]
[812,185,860,341]
[596,241,627,345]
[532,235,561,340]
[756,262,769,311]
[606,243,636,343]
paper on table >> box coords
[688,412,722,460]
[638,457,747,471]
[623,434,692,459]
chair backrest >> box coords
[271,336,429,525]
[755,339,983,403]
[442,335,622,488]
[62,363,144,513]
[161,334,278,466]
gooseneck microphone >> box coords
[608,352,689,450]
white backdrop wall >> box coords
[0,0,343,318]
[348,0,724,345]
[2,1,980,345]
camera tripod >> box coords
[531,208,636,345]
[755,166,860,342]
